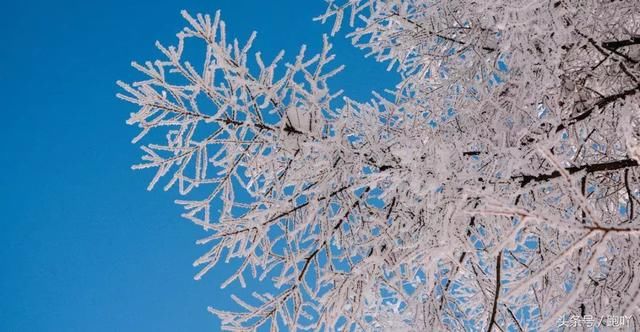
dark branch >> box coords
[487,252,503,332]
[556,84,640,132]
[299,247,321,281]
[625,168,634,223]
[602,37,640,51]
[515,159,639,187]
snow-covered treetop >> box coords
[118,2,640,330]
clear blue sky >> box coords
[0,1,395,331]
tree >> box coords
[117,1,640,330]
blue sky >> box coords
[0,1,396,331]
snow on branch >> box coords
[119,2,640,330]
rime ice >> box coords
[119,2,640,331]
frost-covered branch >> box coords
[119,1,640,330]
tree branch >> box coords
[487,251,502,332]
[557,84,640,132]
[515,159,639,187]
